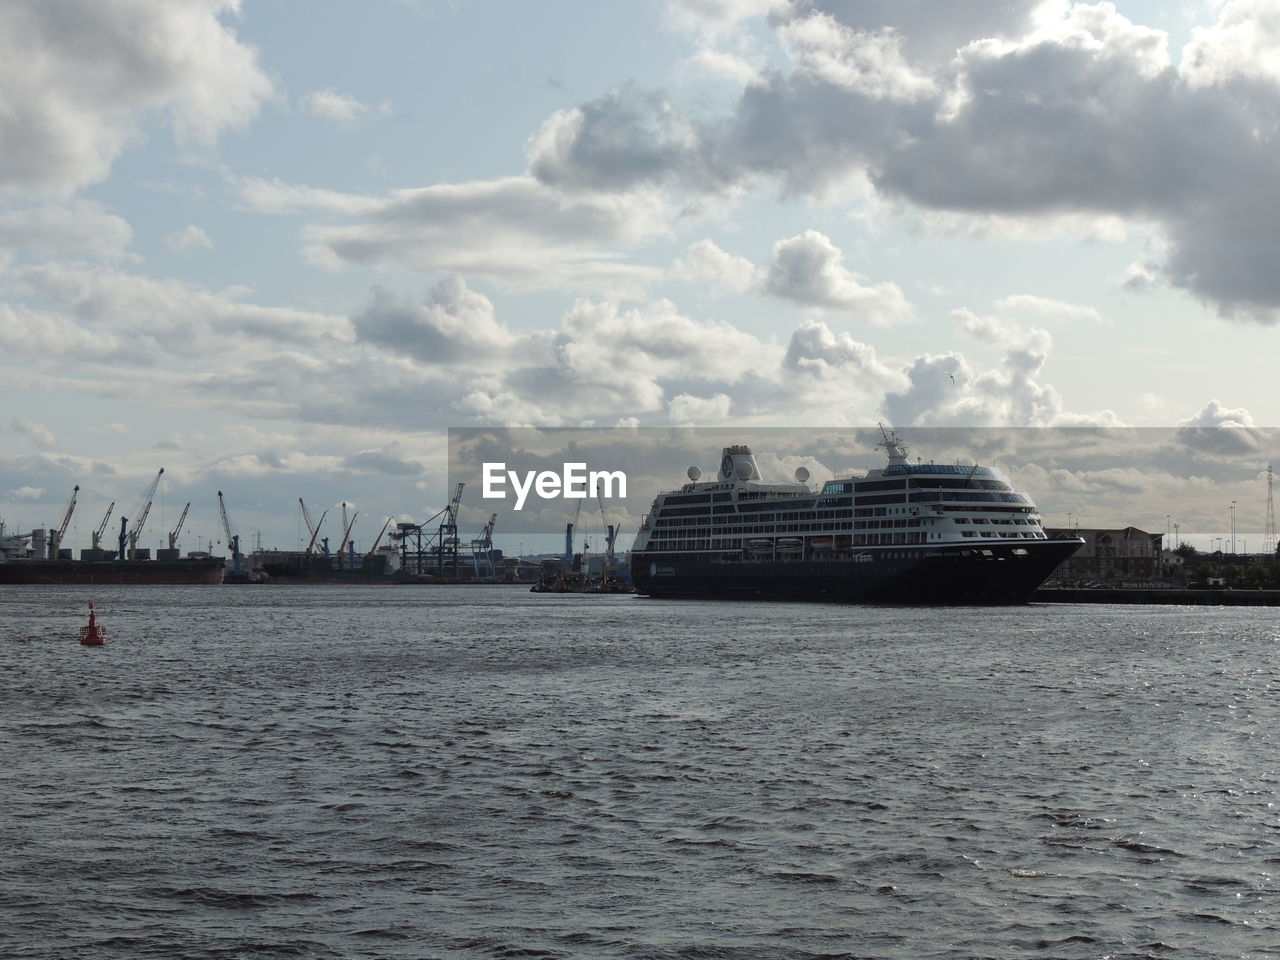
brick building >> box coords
[1043,526,1163,580]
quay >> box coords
[1033,587,1280,606]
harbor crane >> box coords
[336,502,358,568]
[300,500,329,556]
[91,502,114,551]
[168,502,190,551]
[298,498,329,555]
[217,490,242,576]
[48,484,79,559]
[126,468,164,560]
[390,482,466,576]
[471,513,497,578]
[367,516,393,558]
[437,482,464,576]
[597,489,620,582]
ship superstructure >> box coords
[630,428,1081,603]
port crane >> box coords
[436,482,464,576]
[127,468,164,560]
[217,490,242,576]
[298,498,328,555]
[390,482,465,576]
[91,502,114,551]
[367,516,392,554]
[48,484,79,559]
[336,502,358,568]
[168,502,190,551]
[299,499,328,556]
[471,513,497,578]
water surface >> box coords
[3,585,1279,959]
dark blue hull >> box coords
[631,539,1081,604]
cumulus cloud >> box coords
[353,276,522,365]
[1175,399,1263,455]
[783,318,898,383]
[504,0,1280,323]
[763,230,911,322]
[777,12,936,101]
[673,238,758,293]
[880,303,1120,428]
[1179,398,1256,428]
[0,0,273,195]
[668,392,734,424]
[165,224,213,253]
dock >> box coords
[1032,587,1280,606]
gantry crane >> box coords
[217,490,242,576]
[168,502,190,551]
[437,482,464,576]
[91,502,114,551]
[48,484,79,559]
[127,468,164,560]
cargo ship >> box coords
[630,427,1082,603]
[0,519,225,585]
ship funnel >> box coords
[719,445,761,482]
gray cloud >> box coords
[523,1,1280,321]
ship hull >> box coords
[631,539,1081,604]
[0,558,225,585]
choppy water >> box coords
[4,585,1280,960]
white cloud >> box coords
[1179,398,1256,429]
[5,263,351,363]
[1182,0,1280,88]
[673,238,758,293]
[668,392,734,424]
[778,12,936,101]
[763,230,912,323]
[295,175,672,293]
[0,201,133,260]
[5,486,45,501]
[353,276,522,365]
[0,0,273,195]
[303,88,370,125]
[165,224,213,253]
[992,294,1103,325]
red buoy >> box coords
[79,602,106,646]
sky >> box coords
[3,0,1280,556]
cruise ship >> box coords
[630,428,1082,603]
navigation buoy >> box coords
[79,602,106,646]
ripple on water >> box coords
[4,587,1280,959]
